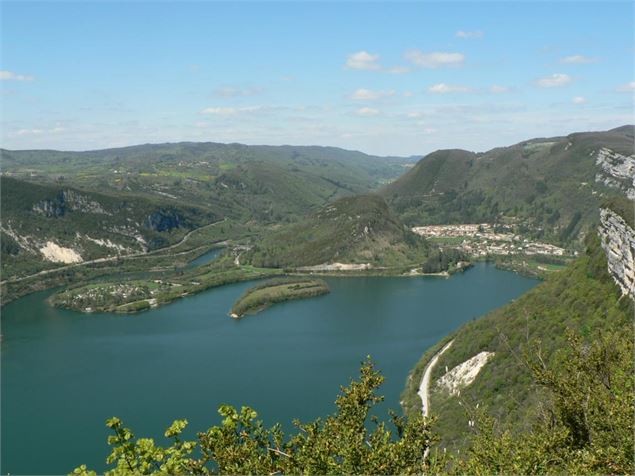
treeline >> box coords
[420,249,469,274]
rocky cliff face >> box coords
[33,189,111,217]
[599,207,635,299]
[595,148,635,199]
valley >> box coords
[3,2,633,473]
[1,126,633,475]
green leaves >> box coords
[74,359,437,475]
[164,420,188,438]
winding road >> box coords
[1,219,226,285]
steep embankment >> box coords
[402,198,634,451]
[243,194,431,269]
[384,125,634,245]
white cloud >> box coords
[490,85,510,93]
[350,88,395,100]
[428,83,471,94]
[456,30,483,39]
[356,107,380,117]
[537,73,572,88]
[560,55,596,64]
[200,106,263,115]
[405,50,464,68]
[12,126,65,137]
[0,70,34,81]
[407,112,423,118]
[215,86,262,97]
[345,51,409,73]
[572,96,586,104]
[616,81,635,92]
[346,51,381,71]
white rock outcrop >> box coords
[39,241,83,264]
[595,148,635,199]
[599,207,635,299]
[436,351,495,396]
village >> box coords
[411,223,571,258]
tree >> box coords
[73,358,438,475]
[457,330,634,475]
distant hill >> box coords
[383,126,634,245]
[1,142,416,224]
[0,176,217,277]
[243,194,430,268]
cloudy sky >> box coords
[1,0,633,156]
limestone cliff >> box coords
[599,207,635,299]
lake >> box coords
[1,264,538,474]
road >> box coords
[418,339,454,459]
[418,339,454,417]
[0,219,226,285]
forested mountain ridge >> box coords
[383,125,634,245]
[1,142,415,224]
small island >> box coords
[230,278,330,318]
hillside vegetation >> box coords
[401,232,633,452]
[1,176,217,279]
[384,126,634,245]
[244,194,431,269]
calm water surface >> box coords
[1,264,537,474]
[184,247,223,269]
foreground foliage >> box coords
[458,330,634,475]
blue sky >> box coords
[1,1,633,155]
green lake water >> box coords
[1,263,538,474]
